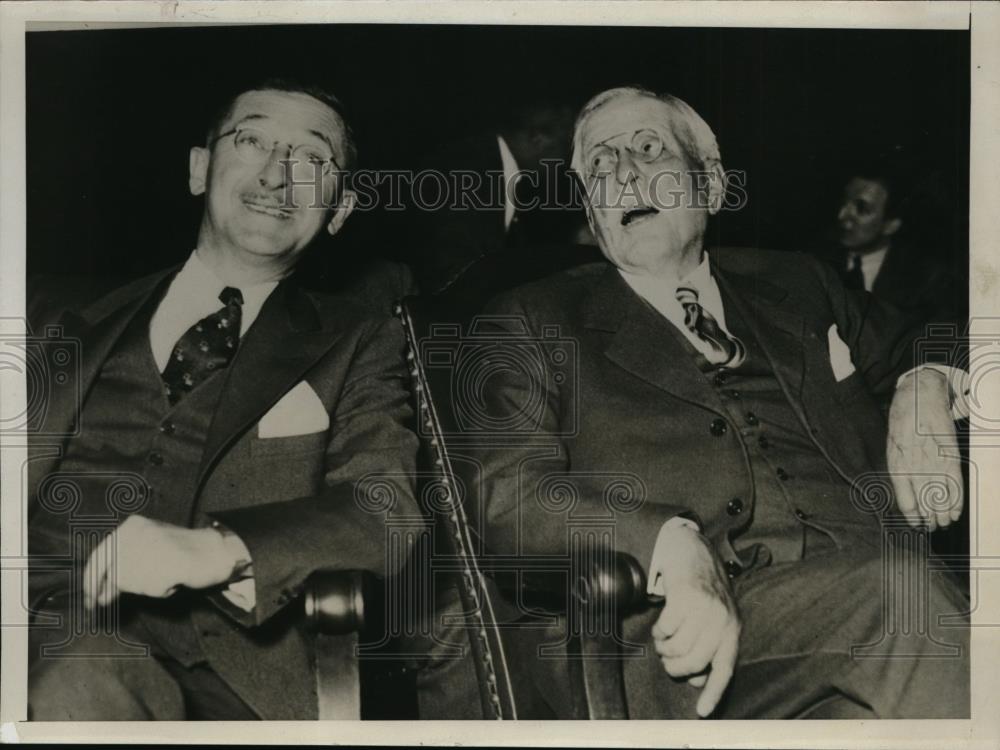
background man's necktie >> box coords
[843,254,865,291]
[675,285,746,367]
[161,286,243,405]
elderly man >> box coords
[27,80,419,719]
[473,87,969,718]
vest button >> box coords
[794,508,807,520]
[726,389,741,399]
[159,421,175,435]
[713,370,728,387]
[776,467,789,481]
[724,559,743,578]
[148,452,164,466]
[710,418,728,436]
[745,412,759,426]
[726,497,744,516]
[758,435,769,449]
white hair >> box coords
[569,86,722,176]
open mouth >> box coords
[242,198,294,220]
[621,206,659,226]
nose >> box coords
[837,202,852,224]
[256,143,292,189]
[614,148,639,187]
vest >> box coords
[667,282,881,572]
[59,293,229,664]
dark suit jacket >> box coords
[27,263,420,719]
[469,247,916,715]
[813,240,966,329]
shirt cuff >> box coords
[647,515,700,597]
[897,365,970,420]
[211,521,256,613]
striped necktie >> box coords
[675,285,746,367]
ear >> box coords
[326,188,357,237]
[884,216,902,237]
[703,159,727,216]
[189,147,209,196]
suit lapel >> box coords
[584,266,719,410]
[583,257,811,416]
[196,280,343,491]
[713,260,807,400]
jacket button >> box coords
[724,560,743,578]
[745,412,759,426]
[713,370,728,387]
[727,389,741,399]
[726,497,744,516]
[159,421,176,435]
[148,452,164,466]
[794,508,807,520]
[710,418,728,436]
[758,435,769,449]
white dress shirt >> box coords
[149,249,279,372]
[846,245,889,293]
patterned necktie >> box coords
[161,286,243,405]
[843,253,865,291]
[675,285,746,367]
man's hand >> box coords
[82,515,240,609]
[649,523,741,718]
[887,368,963,531]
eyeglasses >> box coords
[211,127,342,177]
[586,129,666,178]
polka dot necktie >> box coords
[675,285,746,367]
[161,286,243,405]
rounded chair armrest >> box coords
[304,569,369,635]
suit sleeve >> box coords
[471,294,699,570]
[809,254,923,401]
[210,316,421,626]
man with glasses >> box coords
[27,80,419,719]
[471,86,969,719]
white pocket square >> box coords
[827,324,856,382]
[257,381,329,438]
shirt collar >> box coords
[618,251,712,299]
[184,249,280,327]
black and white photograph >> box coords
[1,1,997,746]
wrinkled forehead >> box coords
[579,95,683,154]
[224,89,347,155]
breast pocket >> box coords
[249,429,328,458]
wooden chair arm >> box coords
[303,570,371,719]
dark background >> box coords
[26,24,969,282]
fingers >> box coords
[651,605,684,641]
[687,674,708,688]
[653,623,697,660]
[696,626,739,718]
[891,471,922,528]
